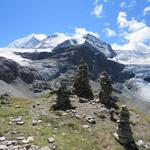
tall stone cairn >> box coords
[73,58,94,100]
[99,71,114,106]
[51,84,72,111]
[114,105,134,145]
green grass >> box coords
[0,96,149,150]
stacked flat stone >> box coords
[51,84,72,111]
[73,58,94,100]
[99,71,114,106]
[114,105,134,145]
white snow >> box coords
[8,32,86,50]
[8,33,48,49]
[1,31,114,65]
[7,32,112,55]
[38,33,72,49]
[0,48,30,66]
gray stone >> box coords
[75,114,82,119]
[10,131,17,134]
[15,105,20,108]
[16,121,24,125]
[136,140,144,146]
[15,116,22,122]
[37,120,42,123]
[27,136,34,142]
[79,98,89,103]
[0,145,8,150]
[0,137,6,142]
[7,140,17,146]
[17,136,26,140]
[32,120,38,126]
[82,125,90,129]
[47,137,55,143]
[21,139,30,144]
[8,121,13,125]
[40,146,51,150]
[85,116,96,124]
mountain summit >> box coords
[8,33,116,58]
[8,33,48,49]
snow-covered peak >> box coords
[8,33,48,49]
[83,34,116,58]
[7,32,116,58]
[38,33,72,49]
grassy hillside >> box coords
[0,95,150,150]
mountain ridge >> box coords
[7,33,116,58]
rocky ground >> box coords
[0,93,150,150]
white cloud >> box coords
[74,27,99,38]
[103,0,108,2]
[120,0,136,9]
[125,27,150,42]
[117,12,128,28]
[120,2,126,8]
[112,12,150,51]
[105,28,116,37]
[117,12,146,32]
[104,23,110,26]
[143,6,150,16]
[128,0,136,8]
[94,0,99,5]
[92,4,103,18]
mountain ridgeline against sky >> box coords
[0,33,129,83]
[7,33,116,58]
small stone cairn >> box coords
[99,71,116,107]
[51,84,72,111]
[114,105,138,149]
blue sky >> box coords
[0,0,150,50]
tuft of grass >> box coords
[0,129,4,136]
[95,112,107,119]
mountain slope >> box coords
[8,33,48,49]
[15,42,128,84]
[7,33,116,58]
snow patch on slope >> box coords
[8,33,48,49]
[3,30,116,64]
[0,48,30,66]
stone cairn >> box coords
[114,105,137,149]
[73,58,94,100]
[0,93,10,104]
[99,71,116,107]
[51,84,72,111]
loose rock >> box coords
[47,137,55,143]
[85,116,96,124]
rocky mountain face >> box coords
[8,33,116,58]
[0,57,34,83]
[0,33,130,88]
[15,42,129,83]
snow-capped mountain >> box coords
[8,33,48,49]
[7,33,116,58]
